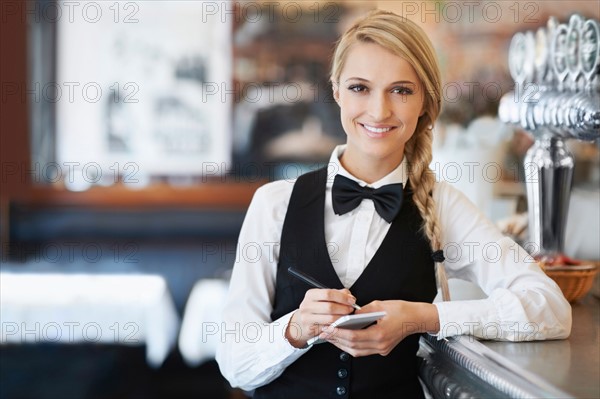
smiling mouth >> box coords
[360,123,397,136]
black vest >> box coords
[254,168,437,399]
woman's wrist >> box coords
[398,301,440,334]
[416,302,440,334]
[285,311,309,348]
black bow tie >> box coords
[332,174,403,223]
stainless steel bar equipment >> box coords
[499,15,600,257]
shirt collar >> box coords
[326,144,409,189]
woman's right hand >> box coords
[285,288,357,348]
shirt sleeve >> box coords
[432,181,572,341]
[215,180,311,391]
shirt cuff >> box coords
[267,310,311,363]
[433,299,499,339]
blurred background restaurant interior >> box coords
[1,1,599,398]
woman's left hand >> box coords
[319,300,439,357]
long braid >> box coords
[404,126,441,250]
[405,124,450,300]
[405,127,449,300]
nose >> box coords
[367,92,392,121]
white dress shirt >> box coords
[216,145,572,391]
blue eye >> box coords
[392,86,414,95]
[348,84,367,93]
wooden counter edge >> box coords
[8,181,267,210]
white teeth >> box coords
[363,124,393,133]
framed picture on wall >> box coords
[55,0,232,183]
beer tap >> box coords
[499,15,599,257]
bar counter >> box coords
[419,295,599,398]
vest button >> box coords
[336,386,347,396]
[337,368,348,378]
[339,352,350,361]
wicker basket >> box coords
[544,264,599,303]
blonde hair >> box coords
[331,10,443,251]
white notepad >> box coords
[307,311,386,345]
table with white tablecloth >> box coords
[0,273,180,368]
[178,279,229,366]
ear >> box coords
[331,81,340,105]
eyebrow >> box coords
[344,77,417,86]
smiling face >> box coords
[333,42,425,180]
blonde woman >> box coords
[217,10,571,398]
